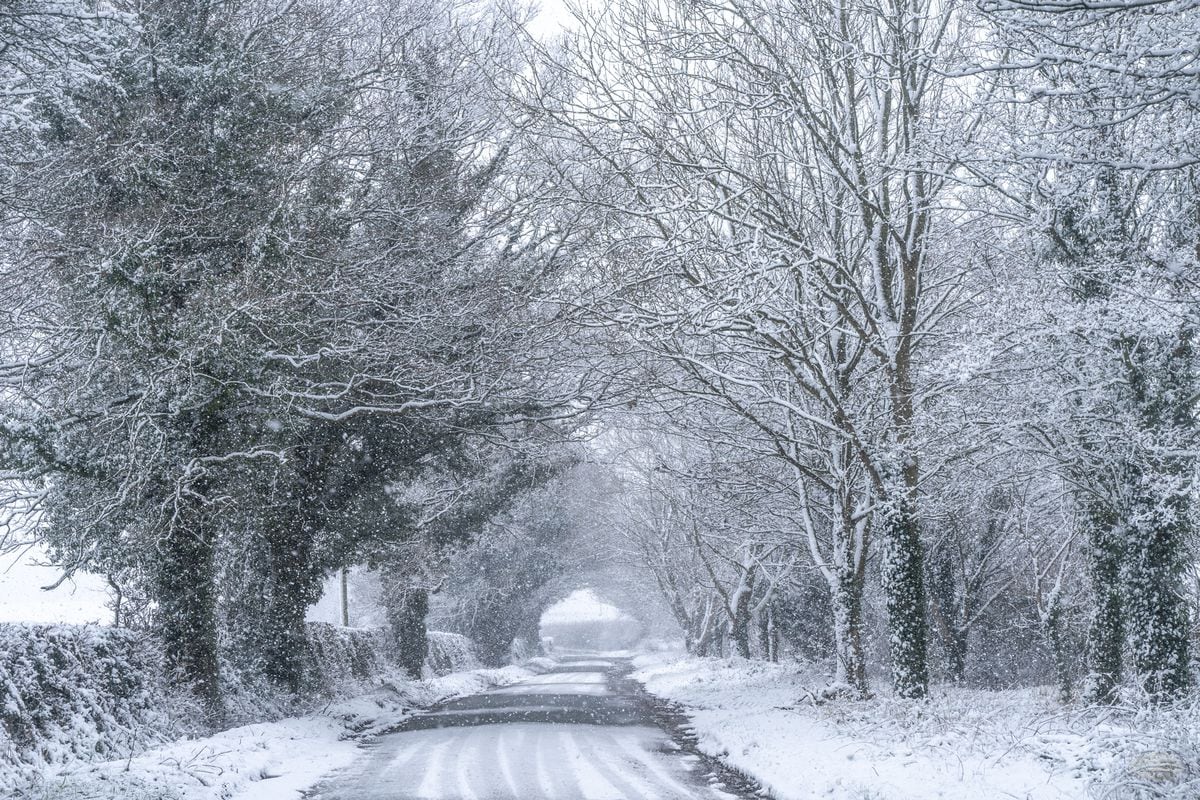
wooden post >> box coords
[340,567,350,627]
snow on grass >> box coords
[632,655,1200,800]
[16,664,532,800]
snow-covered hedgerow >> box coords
[1,622,490,791]
[220,623,398,724]
[425,631,480,676]
[0,624,192,784]
[22,662,534,800]
[304,623,393,694]
[305,625,482,686]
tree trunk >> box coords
[388,587,430,679]
[261,518,321,694]
[731,590,753,659]
[928,546,967,683]
[157,510,222,720]
[340,568,350,627]
[1125,485,1191,701]
[882,325,930,699]
[1121,329,1194,702]
[757,605,778,662]
[881,494,929,699]
[1043,596,1073,704]
[692,606,716,656]
[1084,508,1124,704]
[830,569,869,697]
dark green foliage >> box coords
[386,586,430,679]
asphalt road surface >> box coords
[308,654,740,800]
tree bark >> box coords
[261,517,322,694]
[1084,507,1124,704]
[1042,595,1074,704]
[388,586,430,679]
[1121,330,1194,701]
[830,569,869,696]
[881,494,930,699]
[1125,484,1191,701]
[731,587,753,658]
[928,548,967,683]
[157,502,222,720]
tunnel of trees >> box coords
[0,0,1198,724]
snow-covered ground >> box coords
[19,665,532,800]
[633,655,1200,800]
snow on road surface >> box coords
[311,655,737,800]
[316,722,719,800]
[490,670,610,696]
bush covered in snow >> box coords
[425,631,480,676]
[0,624,193,787]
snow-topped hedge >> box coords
[0,624,186,781]
[1,622,487,789]
[305,623,393,695]
[304,625,481,685]
[425,631,480,676]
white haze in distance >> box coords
[542,588,629,624]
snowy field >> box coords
[633,656,1200,800]
[0,547,110,625]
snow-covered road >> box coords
[309,655,737,800]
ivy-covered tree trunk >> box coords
[928,548,967,683]
[260,517,323,693]
[1084,505,1124,704]
[1124,485,1192,701]
[1122,328,1194,701]
[882,311,930,700]
[1041,591,1074,704]
[156,493,222,719]
[881,495,930,699]
[387,586,430,679]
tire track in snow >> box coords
[452,724,483,800]
[567,727,657,800]
[533,725,568,799]
[608,727,701,798]
[413,730,456,798]
[380,731,432,779]
[558,726,623,799]
[496,720,529,797]
[309,654,751,800]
